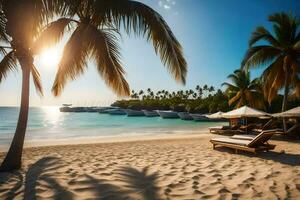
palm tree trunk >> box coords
[281,69,290,133]
[0,60,30,171]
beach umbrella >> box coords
[273,106,300,118]
[221,106,270,119]
[221,106,270,133]
[206,111,224,119]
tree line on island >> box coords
[112,83,300,114]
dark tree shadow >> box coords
[117,166,160,200]
[0,157,74,200]
[24,156,74,200]
[214,147,300,166]
[0,171,23,200]
[1,158,162,200]
[79,174,130,200]
[39,176,74,200]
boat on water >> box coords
[85,107,99,112]
[178,112,193,120]
[107,108,127,115]
[98,107,118,114]
[60,104,72,112]
[157,110,179,119]
[125,109,145,116]
[71,107,88,112]
[190,114,211,122]
[142,110,159,117]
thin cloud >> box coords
[158,0,176,10]
[164,4,171,10]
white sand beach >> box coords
[0,133,299,199]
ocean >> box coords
[0,106,226,149]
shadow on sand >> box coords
[117,166,160,200]
[0,157,73,200]
[0,157,161,200]
[214,147,300,166]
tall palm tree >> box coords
[242,13,300,130]
[35,0,187,97]
[222,69,265,109]
[0,0,65,171]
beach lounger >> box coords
[210,129,278,153]
[231,134,256,140]
[209,126,229,133]
[231,129,283,140]
[209,125,241,134]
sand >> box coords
[0,133,299,199]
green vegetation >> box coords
[242,12,300,131]
[222,69,265,109]
[113,84,300,113]
[113,85,230,113]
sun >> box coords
[38,47,62,69]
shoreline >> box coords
[0,130,211,153]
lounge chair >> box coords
[210,129,279,154]
[209,125,230,133]
[231,129,283,140]
[239,124,257,132]
[209,125,243,135]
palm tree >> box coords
[147,88,152,94]
[130,90,139,99]
[195,85,203,99]
[138,90,144,97]
[35,0,187,97]
[0,0,64,171]
[222,69,265,109]
[209,86,215,93]
[242,13,300,130]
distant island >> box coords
[112,85,300,114]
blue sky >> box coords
[0,0,300,106]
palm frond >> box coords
[30,64,43,96]
[42,0,69,17]
[249,26,280,47]
[269,12,299,46]
[85,24,130,96]
[0,11,9,43]
[52,23,130,96]
[32,18,72,54]
[241,45,281,70]
[94,0,187,84]
[52,25,89,96]
[221,82,238,91]
[2,0,67,45]
[0,50,17,82]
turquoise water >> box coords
[0,107,226,149]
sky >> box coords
[0,0,300,106]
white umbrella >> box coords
[206,111,224,119]
[221,106,270,119]
[273,106,300,118]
